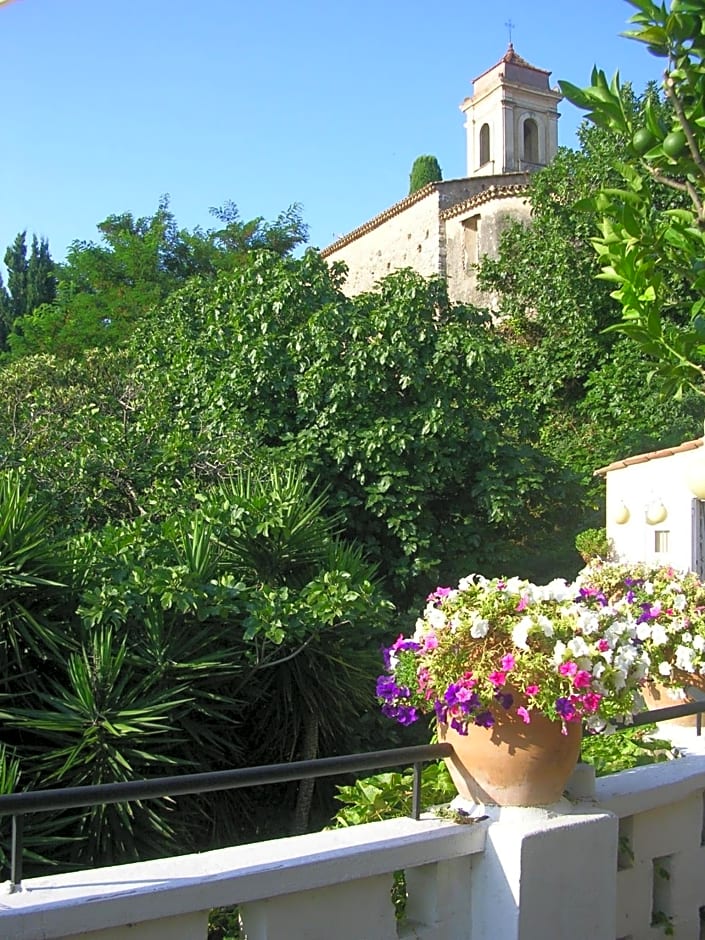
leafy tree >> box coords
[476,92,700,541]
[409,155,442,194]
[5,199,308,360]
[559,0,705,397]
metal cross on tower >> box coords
[505,19,516,44]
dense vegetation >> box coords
[1,1,704,873]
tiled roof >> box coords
[472,43,550,84]
[593,438,704,477]
[320,182,441,257]
[321,179,529,257]
[440,183,528,220]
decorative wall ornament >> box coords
[645,500,668,526]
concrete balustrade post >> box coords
[469,807,618,940]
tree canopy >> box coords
[559,0,705,398]
[409,155,443,194]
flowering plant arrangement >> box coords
[576,561,705,689]
[377,573,655,736]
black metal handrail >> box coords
[0,743,453,892]
[2,700,705,894]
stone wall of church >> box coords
[443,194,531,307]
[324,190,444,296]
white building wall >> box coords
[605,448,704,571]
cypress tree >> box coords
[4,231,28,323]
[26,235,56,312]
[409,155,442,194]
[0,273,10,351]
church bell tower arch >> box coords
[460,43,562,177]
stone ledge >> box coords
[0,816,487,940]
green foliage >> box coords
[4,198,307,360]
[560,0,705,397]
[332,761,454,826]
[575,527,611,562]
[0,232,56,351]
[476,87,701,562]
[409,155,442,194]
[0,465,393,869]
[580,725,675,776]
[0,469,66,673]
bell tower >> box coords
[460,44,562,177]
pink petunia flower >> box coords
[582,692,602,713]
[500,654,516,671]
[516,706,531,724]
[525,684,539,696]
[573,670,592,689]
[488,671,507,687]
[559,661,578,677]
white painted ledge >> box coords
[596,729,705,817]
[0,816,487,940]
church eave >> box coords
[320,182,443,257]
[439,182,529,220]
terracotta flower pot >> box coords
[642,672,705,728]
[438,708,582,806]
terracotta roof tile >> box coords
[593,438,704,477]
[321,180,529,257]
[439,183,528,220]
[472,43,550,84]
[320,182,441,257]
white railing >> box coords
[1,729,705,940]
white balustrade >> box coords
[1,731,704,940]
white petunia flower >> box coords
[512,618,531,650]
[537,615,554,637]
[504,577,524,595]
[636,622,652,641]
[675,645,696,673]
[650,624,668,646]
[470,617,489,639]
[427,608,447,630]
[568,636,590,658]
[658,661,672,677]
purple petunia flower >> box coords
[555,697,577,721]
[381,703,419,726]
[474,711,495,728]
[376,675,409,702]
[494,691,514,710]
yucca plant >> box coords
[0,469,68,674]
[206,469,394,833]
[2,626,192,867]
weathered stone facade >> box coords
[321,45,560,306]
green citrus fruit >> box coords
[663,130,687,158]
[632,127,656,155]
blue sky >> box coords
[0,0,664,268]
